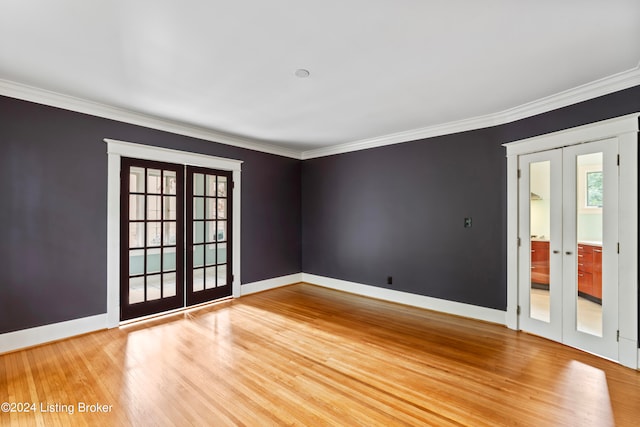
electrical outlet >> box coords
[464,217,472,228]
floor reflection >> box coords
[530,288,602,336]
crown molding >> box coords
[2,64,639,162]
[302,65,640,159]
[0,79,302,159]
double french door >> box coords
[120,158,233,321]
[518,138,619,360]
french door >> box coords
[120,158,232,321]
[518,138,619,360]
[186,166,233,306]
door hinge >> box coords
[617,330,620,342]
[617,243,620,254]
[517,237,521,247]
[517,169,521,178]
[232,274,235,283]
[617,154,620,166]
[517,305,521,315]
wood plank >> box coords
[1,283,639,426]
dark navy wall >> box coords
[302,85,640,311]
[1,84,638,336]
[302,128,508,309]
[0,96,301,334]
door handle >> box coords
[565,251,573,255]
[553,250,560,254]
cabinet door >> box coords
[577,245,594,295]
[578,271,593,295]
[592,247,603,299]
[531,241,550,285]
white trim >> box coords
[618,129,638,369]
[505,154,519,330]
[106,151,121,327]
[503,113,640,156]
[106,139,243,327]
[302,66,640,159]
[301,273,506,325]
[2,66,639,161]
[619,337,639,371]
[105,138,243,170]
[240,273,303,296]
[230,171,242,299]
[0,314,107,355]
[0,79,300,159]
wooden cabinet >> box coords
[592,247,602,299]
[578,243,602,302]
[577,244,593,295]
[530,241,602,301]
[531,240,549,285]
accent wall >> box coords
[0,96,302,334]
[302,85,640,312]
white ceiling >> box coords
[1,0,639,156]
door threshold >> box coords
[119,296,234,327]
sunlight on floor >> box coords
[556,361,615,427]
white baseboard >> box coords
[0,272,301,355]
[241,273,303,296]
[301,273,507,325]
[618,337,639,370]
[0,314,108,355]
[0,273,511,355]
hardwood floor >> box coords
[2,283,639,426]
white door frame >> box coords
[105,139,243,328]
[504,113,639,369]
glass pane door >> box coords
[186,166,233,306]
[519,138,619,361]
[562,139,618,360]
[518,149,562,342]
[120,158,184,320]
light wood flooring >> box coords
[1,283,640,426]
